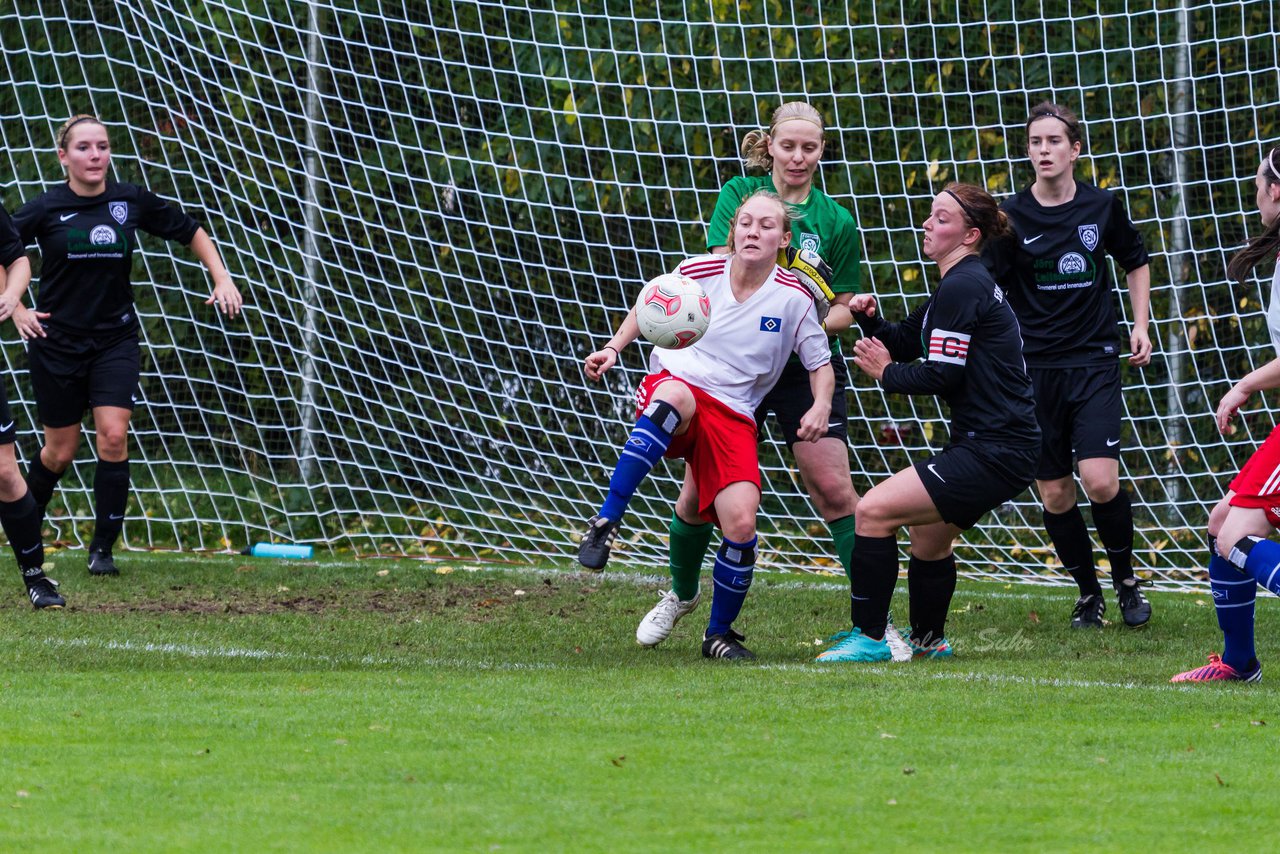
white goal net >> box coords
[0,1,1276,589]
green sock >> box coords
[829,514,857,581]
[668,514,714,601]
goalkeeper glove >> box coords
[778,246,833,322]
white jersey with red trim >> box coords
[648,253,829,420]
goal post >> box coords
[0,2,1276,589]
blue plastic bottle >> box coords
[242,543,314,559]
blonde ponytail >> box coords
[740,129,771,172]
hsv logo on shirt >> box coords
[759,316,781,333]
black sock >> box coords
[90,458,130,553]
[26,453,64,514]
[1043,505,1101,596]
[0,491,43,572]
[1091,490,1134,588]
[908,553,957,646]
[850,533,899,640]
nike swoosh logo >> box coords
[0,421,13,432]
[1022,234,1043,244]
[927,463,946,483]
[59,213,77,221]
[20,544,39,554]
[1106,438,1120,447]
[108,513,125,520]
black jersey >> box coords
[0,207,24,269]
[855,255,1039,449]
[983,180,1149,367]
[13,180,201,336]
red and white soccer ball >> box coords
[634,274,711,349]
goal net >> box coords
[0,1,1276,589]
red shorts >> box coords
[1229,423,1280,527]
[634,371,760,524]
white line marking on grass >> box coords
[36,636,559,671]
[759,662,1197,692]
[33,637,1259,690]
[48,636,292,659]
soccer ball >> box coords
[634,274,711,349]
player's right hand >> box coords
[1216,384,1250,435]
[11,304,47,340]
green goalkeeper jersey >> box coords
[705,175,862,294]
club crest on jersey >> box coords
[1078,223,1099,251]
[760,316,781,333]
[109,201,128,224]
[798,232,820,254]
[1058,252,1088,275]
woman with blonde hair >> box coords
[634,102,864,650]
[12,114,243,576]
[580,191,833,660]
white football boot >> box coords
[636,590,701,647]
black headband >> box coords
[943,189,980,228]
[58,116,99,148]
[1028,109,1073,131]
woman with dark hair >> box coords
[0,211,56,607]
[817,183,1040,662]
[12,114,242,576]
[1171,147,1280,683]
[984,101,1154,630]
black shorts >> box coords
[915,442,1038,530]
[754,350,848,447]
[1029,362,1122,481]
[28,329,141,428]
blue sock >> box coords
[706,536,756,638]
[1209,538,1257,671]
[1230,535,1280,596]
[598,407,678,522]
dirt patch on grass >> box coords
[74,578,601,618]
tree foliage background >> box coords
[0,1,1274,577]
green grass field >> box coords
[1,551,1276,852]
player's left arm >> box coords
[0,256,30,322]
[189,228,243,319]
[793,306,833,441]
[1124,264,1151,367]
[0,209,30,323]
[138,188,242,319]
[796,362,834,443]
[1105,193,1152,367]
